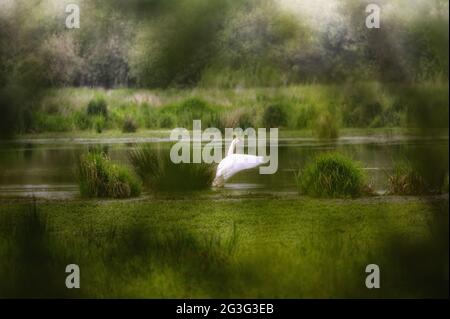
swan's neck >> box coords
[227,139,237,156]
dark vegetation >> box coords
[0,0,448,137]
[77,152,141,198]
[128,146,215,191]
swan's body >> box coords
[212,138,264,187]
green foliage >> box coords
[160,97,221,129]
[262,104,288,128]
[33,113,73,132]
[93,116,106,133]
[122,117,138,133]
[387,159,448,195]
[73,111,92,130]
[128,146,215,191]
[87,96,108,118]
[297,153,367,198]
[77,152,141,198]
[295,104,318,129]
[158,113,175,128]
[314,112,340,139]
[1,197,447,298]
[220,108,254,129]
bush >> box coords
[93,116,105,133]
[161,97,221,129]
[158,113,175,128]
[73,111,92,130]
[87,96,108,117]
[140,103,158,128]
[386,160,447,195]
[77,152,141,198]
[296,104,317,129]
[220,107,254,130]
[128,147,214,191]
[314,112,339,139]
[34,113,73,132]
[122,117,138,133]
[297,153,367,198]
[262,104,288,128]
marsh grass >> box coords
[387,159,448,195]
[0,198,447,298]
[122,117,138,133]
[87,95,108,117]
[77,152,141,198]
[17,82,448,134]
[314,111,340,139]
[128,146,215,191]
[297,152,367,198]
[0,200,78,298]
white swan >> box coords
[212,138,265,187]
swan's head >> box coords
[234,137,243,145]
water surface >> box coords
[0,135,447,198]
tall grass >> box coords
[128,146,215,191]
[77,152,141,198]
[387,160,448,195]
[297,152,368,198]
[23,82,449,133]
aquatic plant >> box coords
[297,152,367,198]
[386,159,449,195]
[77,152,141,198]
[87,95,108,118]
[122,117,138,133]
[128,146,215,191]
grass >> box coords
[387,160,448,195]
[297,153,369,198]
[128,146,215,192]
[77,152,141,198]
[0,196,447,298]
[14,81,448,135]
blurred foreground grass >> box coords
[0,196,448,298]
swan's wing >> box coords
[215,154,265,181]
[221,154,264,180]
[231,154,265,170]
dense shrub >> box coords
[34,113,73,132]
[314,112,339,139]
[297,153,367,198]
[77,152,141,198]
[73,111,92,130]
[387,160,448,195]
[93,116,105,133]
[262,104,288,128]
[296,104,318,129]
[122,117,138,133]
[158,113,175,128]
[220,108,254,129]
[140,103,158,128]
[161,97,221,129]
[87,96,108,117]
[129,146,214,191]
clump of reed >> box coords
[297,152,368,198]
[77,152,141,198]
[128,146,215,192]
[387,160,448,195]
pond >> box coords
[0,135,448,198]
